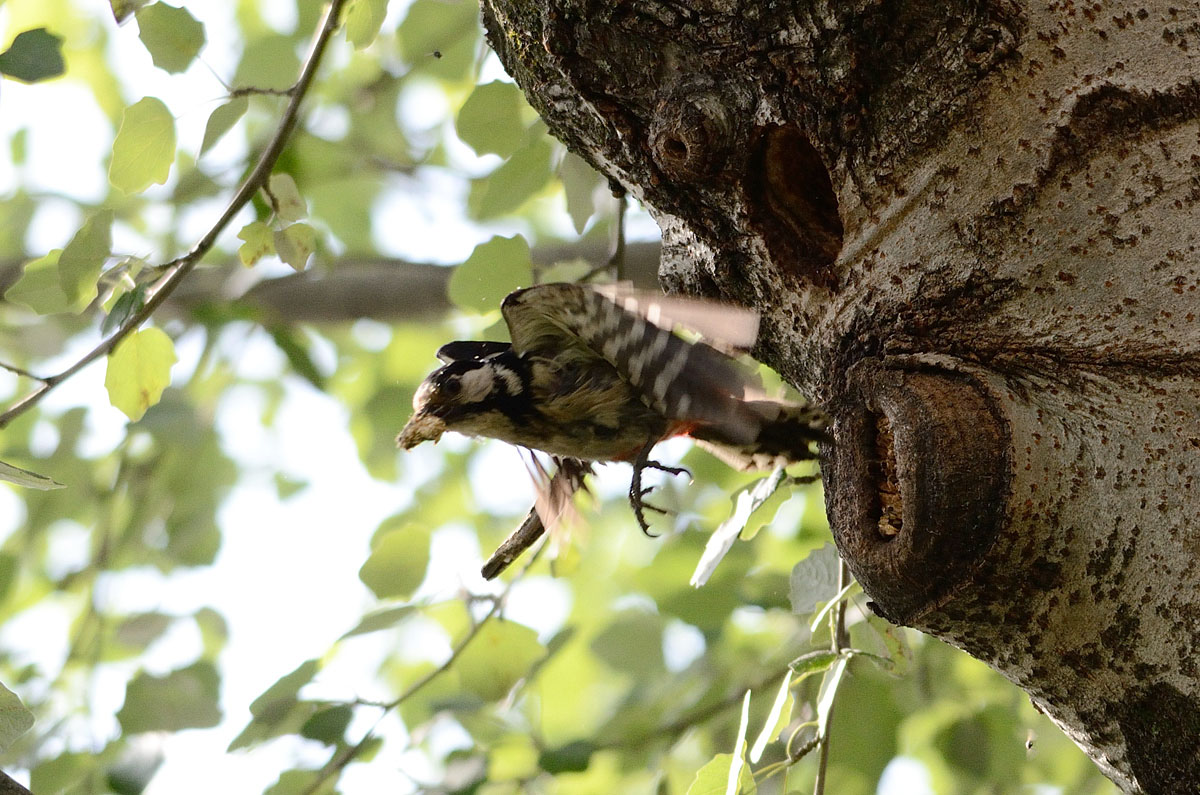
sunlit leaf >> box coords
[136,3,205,73]
[237,221,274,266]
[457,81,526,158]
[6,250,69,314]
[0,681,33,751]
[116,661,221,732]
[339,605,416,639]
[470,131,555,220]
[727,691,752,795]
[455,619,545,702]
[358,520,430,600]
[560,151,603,234]
[104,326,177,421]
[268,173,307,222]
[345,0,390,49]
[686,753,756,795]
[273,222,316,272]
[750,671,793,763]
[109,97,176,194]
[448,235,531,314]
[692,467,787,587]
[0,28,65,83]
[58,209,113,306]
[816,656,848,737]
[489,736,540,781]
[199,96,248,155]
[0,460,64,490]
[233,36,298,91]
[251,660,319,718]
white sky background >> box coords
[0,1,942,792]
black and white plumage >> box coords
[397,283,828,554]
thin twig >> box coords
[0,361,46,382]
[0,0,348,430]
[813,558,850,795]
[300,543,547,795]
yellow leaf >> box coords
[237,221,274,267]
[273,222,316,272]
[105,327,177,421]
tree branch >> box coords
[0,0,349,429]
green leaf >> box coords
[102,284,148,336]
[788,649,839,676]
[104,327,177,421]
[199,96,248,155]
[538,740,596,774]
[0,460,65,490]
[397,0,478,71]
[358,520,430,600]
[109,97,176,194]
[0,681,34,751]
[470,132,555,220]
[456,81,526,158]
[590,610,664,675]
[237,220,274,266]
[686,753,756,795]
[299,705,353,745]
[339,605,416,639]
[816,656,848,738]
[58,209,113,305]
[692,467,788,587]
[345,0,390,49]
[727,690,752,795]
[136,3,205,73]
[788,543,840,616]
[248,659,319,719]
[6,250,69,314]
[447,235,531,314]
[750,671,793,763]
[116,661,221,732]
[455,619,545,702]
[273,222,316,272]
[114,612,173,651]
[106,745,163,795]
[233,36,298,91]
[268,173,307,223]
[0,28,65,83]
[267,324,326,389]
[560,151,603,234]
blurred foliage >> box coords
[0,1,1118,794]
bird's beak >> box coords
[396,410,446,450]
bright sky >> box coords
[0,2,941,792]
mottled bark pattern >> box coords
[482,1,1200,791]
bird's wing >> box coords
[436,340,512,363]
[501,283,763,443]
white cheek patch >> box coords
[458,366,497,402]
[494,365,523,396]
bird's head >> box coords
[396,357,525,450]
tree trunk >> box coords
[480,1,1200,791]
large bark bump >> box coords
[826,361,1009,623]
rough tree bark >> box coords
[479,1,1200,792]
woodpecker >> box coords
[397,283,828,539]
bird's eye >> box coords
[441,377,462,398]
